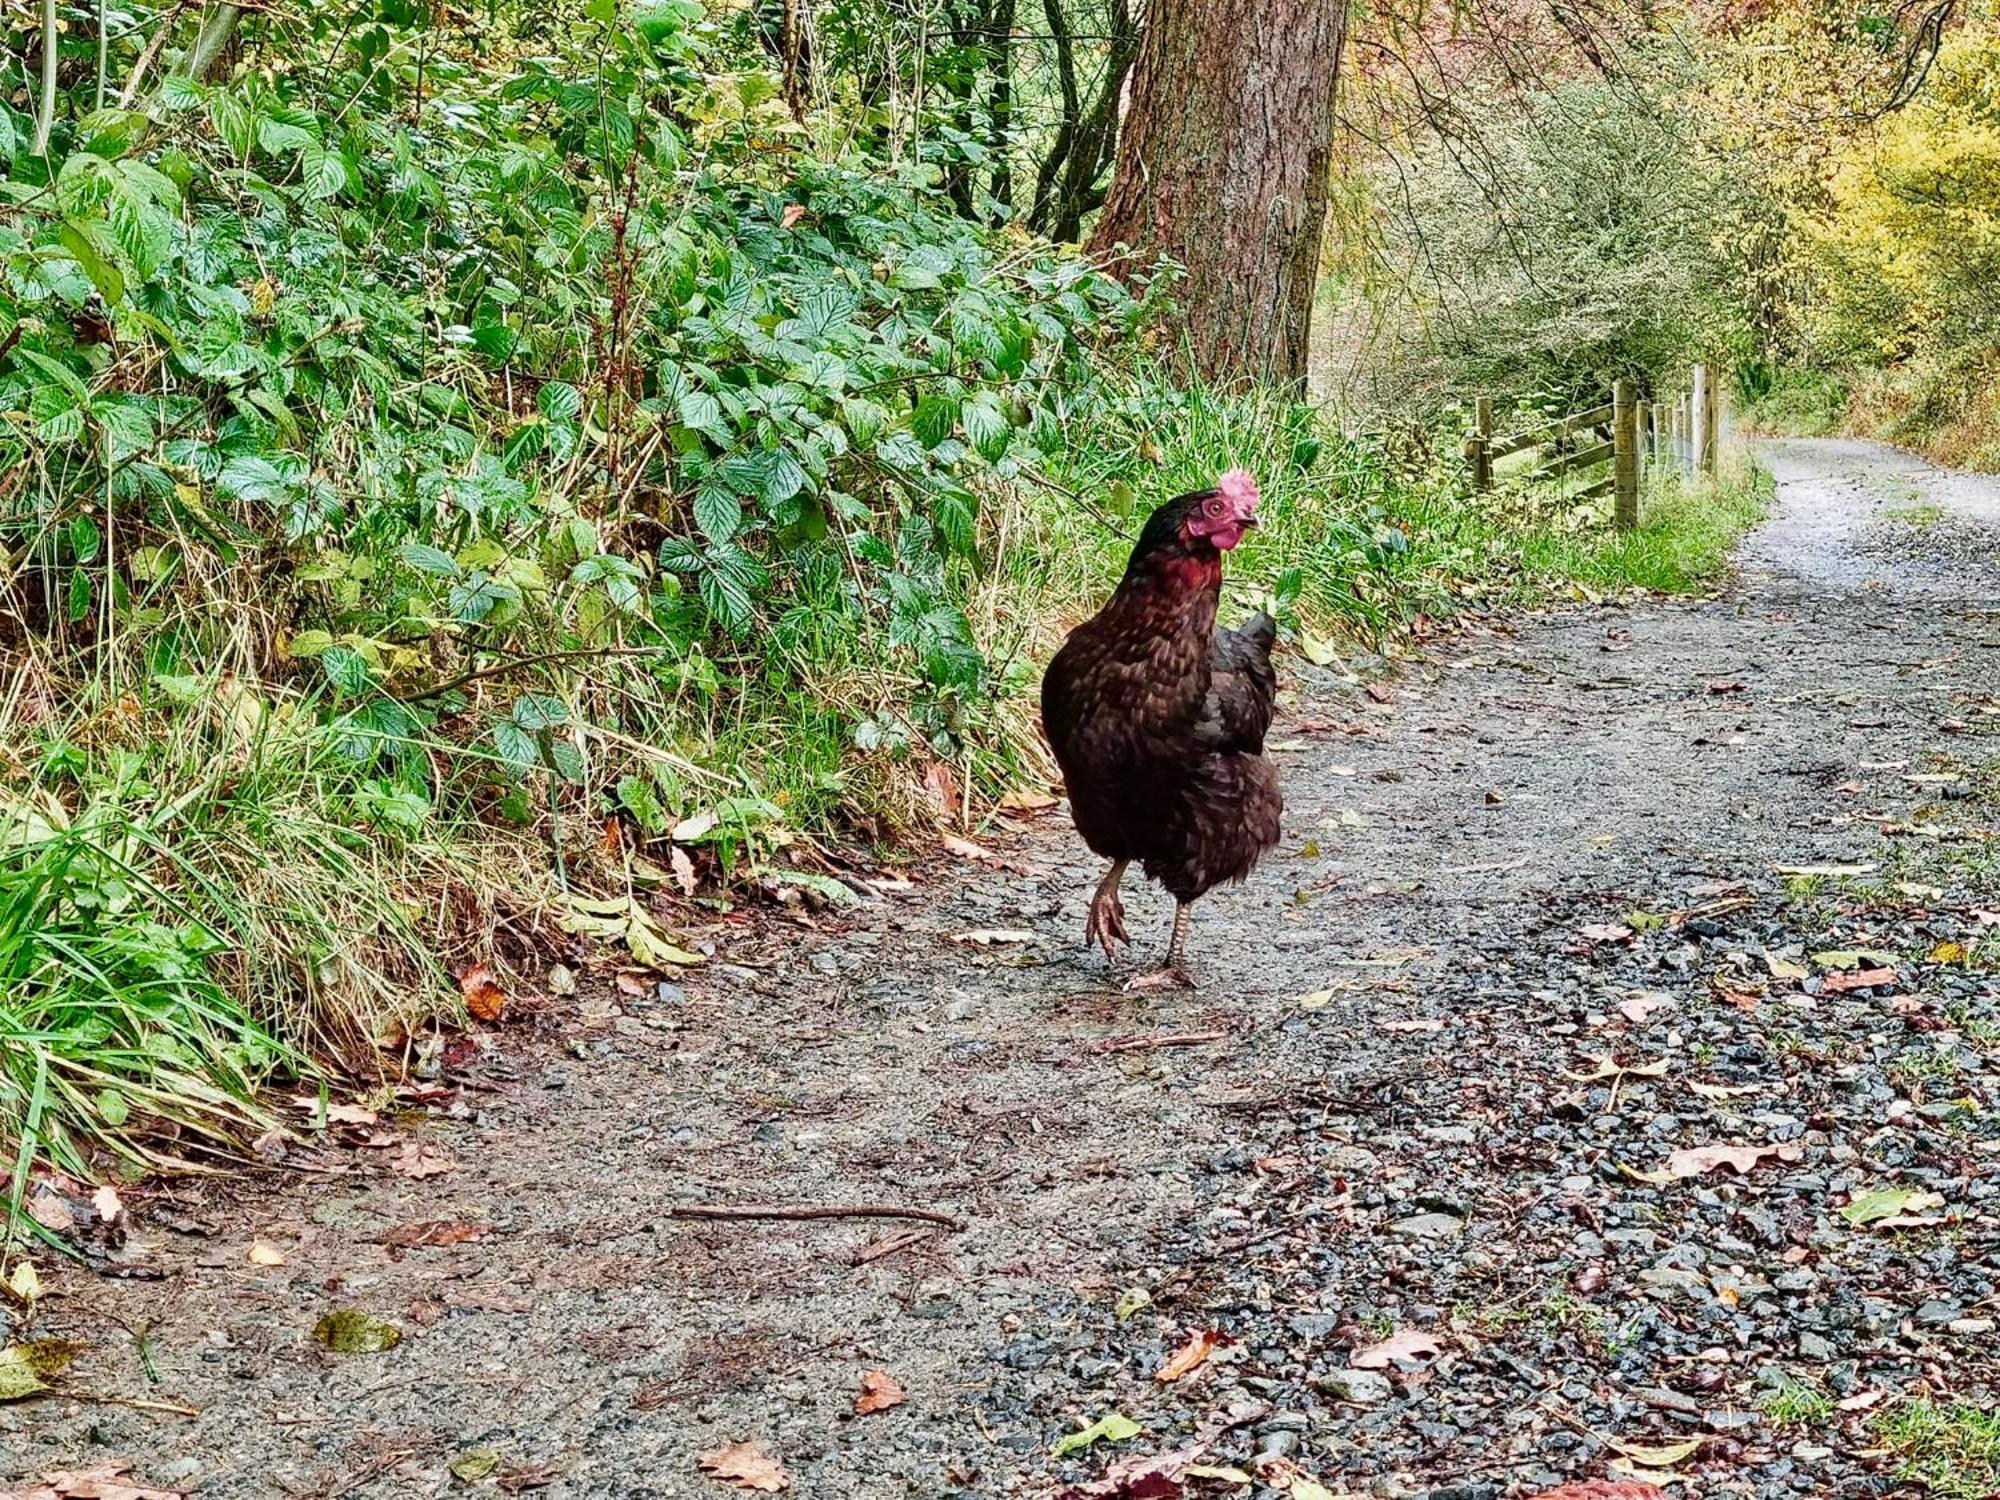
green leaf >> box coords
[617,773,667,833]
[321,646,374,697]
[255,115,317,155]
[96,1088,130,1127]
[840,397,885,445]
[962,397,1009,461]
[694,484,741,543]
[398,542,462,578]
[470,323,518,359]
[313,1310,401,1354]
[300,142,349,200]
[1050,1412,1142,1458]
[511,693,568,730]
[1840,1187,1944,1227]
[913,392,959,449]
[288,629,335,658]
[58,219,125,305]
[492,719,539,772]
[69,514,102,563]
[539,381,581,423]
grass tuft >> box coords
[1875,1400,2000,1500]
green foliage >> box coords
[1352,79,1749,418]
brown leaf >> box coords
[1822,966,1896,994]
[1156,1328,1226,1383]
[376,1220,492,1250]
[1665,1141,1802,1178]
[459,963,507,1023]
[1349,1327,1444,1369]
[11,1461,190,1500]
[390,1140,456,1179]
[697,1441,791,1493]
[247,1238,287,1266]
[91,1185,124,1227]
[25,1191,75,1234]
[779,203,806,228]
[998,788,1058,814]
[1364,681,1393,703]
[1379,1018,1445,1033]
[1617,993,1672,1023]
[854,1368,906,1414]
[1059,1445,1209,1498]
[922,762,960,819]
[670,845,698,898]
[1526,1485,1667,1500]
[1581,923,1634,945]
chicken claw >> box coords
[1122,965,1195,993]
[1085,860,1130,956]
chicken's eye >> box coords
[1205,499,1223,516]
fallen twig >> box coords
[666,1203,965,1230]
[67,1389,201,1417]
[1098,1030,1229,1054]
[847,1226,939,1265]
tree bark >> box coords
[1087,0,1345,384]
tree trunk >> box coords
[1087,0,1344,384]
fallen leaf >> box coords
[1061,1446,1211,1499]
[1772,862,1877,877]
[1527,1485,1668,1500]
[670,811,718,842]
[1156,1328,1226,1382]
[91,1185,123,1226]
[1350,1327,1444,1369]
[1581,923,1635,945]
[1812,948,1898,970]
[1378,1017,1444,1033]
[669,845,698,898]
[391,1140,456,1180]
[1822,966,1896,993]
[1609,1436,1702,1467]
[1364,681,1392,703]
[1052,1412,1144,1459]
[697,1440,791,1493]
[8,1461,190,1500]
[1689,1081,1762,1100]
[376,1220,492,1249]
[0,1339,79,1401]
[1618,992,1672,1023]
[1617,1162,1676,1186]
[1763,951,1809,981]
[779,202,806,228]
[547,963,578,996]
[1840,1187,1945,1227]
[247,1239,287,1266]
[1837,1389,1887,1412]
[1665,1141,1801,1178]
[6,1262,42,1304]
[1115,1287,1152,1322]
[25,1191,75,1234]
[854,1368,905,1414]
[313,1309,402,1353]
[450,1449,503,1483]
[459,963,507,1023]
[947,929,1038,946]
[1000,788,1059,813]
[326,1102,378,1126]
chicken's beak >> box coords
[1239,513,1260,530]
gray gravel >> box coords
[3,437,1996,1499]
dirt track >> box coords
[6,437,1998,1500]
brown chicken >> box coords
[1039,470,1282,988]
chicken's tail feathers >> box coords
[1238,611,1277,655]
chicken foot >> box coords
[1123,903,1196,991]
[1085,860,1130,956]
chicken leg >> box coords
[1123,903,1196,991]
[1085,860,1130,956]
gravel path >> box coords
[6,438,1998,1500]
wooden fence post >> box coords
[1467,395,1493,491]
[1703,370,1721,476]
[1613,380,1639,531]
[1692,363,1711,476]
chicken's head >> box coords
[1181,468,1260,551]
